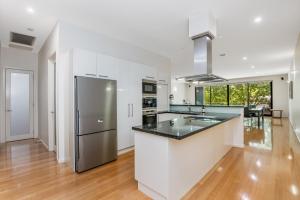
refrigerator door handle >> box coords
[76,110,80,160]
[131,104,133,117]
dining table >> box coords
[249,107,264,127]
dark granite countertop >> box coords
[158,110,204,115]
[132,112,240,140]
[170,104,244,108]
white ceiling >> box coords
[0,0,300,78]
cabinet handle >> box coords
[85,73,96,77]
[128,104,130,118]
[146,76,154,79]
[159,80,166,82]
[98,74,108,78]
[131,104,133,117]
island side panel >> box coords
[231,115,244,148]
[168,121,236,200]
[134,131,169,200]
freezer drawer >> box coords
[75,130,117,172]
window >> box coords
[196,81,273,114]
[229,83,248,106]
[210,85,228,105]
[204,86,211,105]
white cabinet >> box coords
[97,54,118,80]
[73,49,97,77]
[157,72,170,84]
[141,65,157,80]
[117,60,142,150]
[157,84,169,111]
[72,48,159,150]
[157,71,171,111]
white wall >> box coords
[172,74,289,117]
[289,33,300,137]
[59,21,171,71]
[0,46,38,143]
[38,24,59,148]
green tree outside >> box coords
[202,81,271,108]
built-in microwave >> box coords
[142,80,157,94]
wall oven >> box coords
[142,80,157,95]
[143,97,157,109]
[143,110,157,126]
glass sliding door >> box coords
[249,81,272,115]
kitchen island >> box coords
[132,112,243,200]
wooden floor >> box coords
[0,118,299,200]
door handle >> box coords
[6,109,12,112]
[51,111,55,114]
[131,104,133,117]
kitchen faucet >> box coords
[188,105,192,112]
[201,105,206,114]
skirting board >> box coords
[118,146,134,155]
[39,138,49,150]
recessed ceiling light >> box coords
[254,16,262,23]
[251,65,255,69]
[243,57,248,60]
[26,7,35,14]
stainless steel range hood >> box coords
[176,34,227,83]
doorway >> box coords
[5,69,34,141]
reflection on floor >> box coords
[184,117,300,200]
[244,117,274,150]
[0,118,299,200]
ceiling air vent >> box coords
[9,32,36,50]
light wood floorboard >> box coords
[0,118,299,200]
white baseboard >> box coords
[118,146,134,155]
[39,138,49,150]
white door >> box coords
[5,69,34,141]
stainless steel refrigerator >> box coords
[75,76,117,172]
